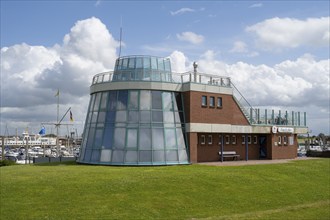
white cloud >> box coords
[1,17,119,135]
[177,31,204,44]
[170,7,195,16]
[230,41,248,53]
[249,3,263,8]
[168,50,189,73]
[246,17,330,50]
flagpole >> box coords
[56,89,60,157]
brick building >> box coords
[78,55,308,165]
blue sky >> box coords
[1,1,329,136]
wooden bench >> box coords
[218,151,240,161]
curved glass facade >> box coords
[78,56,189,165]
[113,56,172,82]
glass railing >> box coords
[91,71,231,87]
[248,108,307,127]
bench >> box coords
[218,151,240,161]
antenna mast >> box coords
[119,16,123,57]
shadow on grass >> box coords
[34,160,80,166]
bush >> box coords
[0,159,17,167]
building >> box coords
[77,55,308,165]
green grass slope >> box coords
[1,159,329,219]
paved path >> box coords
[198,157,319,166]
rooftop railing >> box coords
[91,71,231,87]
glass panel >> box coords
[162,92,173,110]
[143,57,150,69]
[210,97,215,107]
[128,111,139,123]
[122,58,128,69]
[113,128,126,149]
[140,111,151,122]
[164,59,171,71]
[102,125,114,149]
[152,128,164,150]
[106,111,116,123]
[166,150,178,162]
[112,150,125,163]
[136,58,143,68]
[86,127,95,148]
[94,129,103,148]
[93,93,101,111]
[100,92,108,110]
[151,57,157,69]
[115,111,127,122]
[117,90,128,110]
[84,150,92,161]
[108,91,117,110]
[91,111,98,123]
[97,112,106,123]
[127,129,138,148]
[88,94,96,112]
[139,128,151,150]
[91,150,100,162]
[164,112,174,123]
[128,57,135,68]
[217,97,222,107]
[125,151,138,163]
[178,150,188,162]
[176,128,186,149]
[100,149,112,162]
[174,111,181,123]
[152,111,163,122]
[152,91,162,109]
[139,151,152,162]
[140,91,151,110]
[153,151,165,163]
[165,129,176,148]
[129,91,139,109]
[157,58,164,71]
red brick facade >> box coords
[182,90,298,163]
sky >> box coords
[0,0,329,137]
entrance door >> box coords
[259,136,267,159]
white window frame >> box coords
[253,136,258,144]
[278,136,282,145]
[248,135,252,144]
[218,135,222,145]
[202,96,207,106]
[242,135,246,144]
[232,135,236,145]
[201,135,206,145]
[208,135,213,145]
[210,96,215,107]
[217,97,222,108]
[225,135,230,144]
[283,136,287,145]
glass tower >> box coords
[78,56,190,165]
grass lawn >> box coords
[1,159,329,220]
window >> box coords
[232,135,236,145]
[225,135,230,144]
[248,136,252,144]
[278,136,282,145]
[242,135,246,144]
[218,135,222,145]
[210,97,215,107]
[202,96,207,106]
[200,135,206,145]
[217,97,223,108]
[208,135,213,145]
[253,136,258,144]
[283,136,287,145]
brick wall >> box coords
[183,91,249,125]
